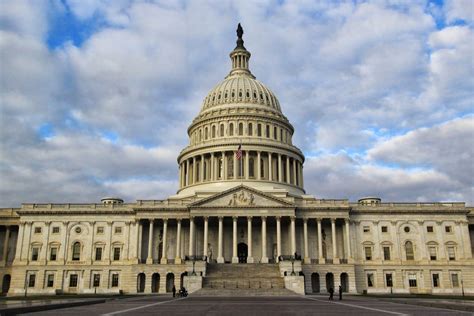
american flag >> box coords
[235,144,242,160]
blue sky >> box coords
[0,0,473,206]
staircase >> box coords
[193,263,298,296]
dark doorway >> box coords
[340,273,349,292]
[2,275,11,294]
[326,273,334,292]
[311,273,320,293]
[166,273,174,292]
[238,243,248,263]
[151,273,160,293]
[180,272,187,288]
[137,273,145,293]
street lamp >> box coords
[290,256,296,276]
[461,279,464,297]
[192,256,196,276]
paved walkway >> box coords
[19,295,473,315]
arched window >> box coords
[220,124,224,137]
[212,126,216,138]
[257,124,262,136]
[266,125,270,138]
[229,123,234,136]
[249,158,255,178]
[405,241,414,260]
[274,126,277,140]
[205,127,208,140]
[238,123,243,136]
[280,128,283,141]
[248,123,253,136]
[72,242,81,261]
[227,156,234,178]
[199,129,202,142]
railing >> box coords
[184,255,207,261]
[278,255,301,261]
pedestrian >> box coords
[172,285,176,298]
[339,285,342,300]
[328,287,334,300]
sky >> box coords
[0,0,473,207]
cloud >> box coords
[444,0,473,23]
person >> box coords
[328,287,334,300]
[172,285,176,298]
[339,285,342,300]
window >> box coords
[429,246,437,260]
[383,247,391,260]
[220,124,224,137]
[114,227,122,234]
[95,247,103,261]
[266,125,270,138]
[385,274,393,287]
[50,247,57,261]
[257,124,262,136]
[97,227,104,234]
[238,123,243,136]
[113,247,121,261]
[381,226,388,233]
[404,226,410,233]
[445,226,452,233]
[28,274,36,287]
[363,226,370,233]
[405,241,414,260]
[52,226,60,234]
[365,247,372,260]
[427,226,434,233]
[32,247,39,261]
[204,127,208,140]
[432,274,440,288]
[34,227,42,234]
[111,274,119,287]
[72,242,81,261]
[212,125,216,138]
[227,156,234,178]
[447,246,456,261]
[451,274,459,287]
[249,158,254,178]
[408,274,417,287]
[69,274,78,287]
[75,227,82,234]
[367,273,374,287]
[47,274,54,287]
[273,126,277,139]
[248,123,253,136]
[229,123,234,136]
[93,274,100,287]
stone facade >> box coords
[1,25,473,296]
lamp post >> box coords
[290,256,296,276]
[192,256,196,276]
[461,279,464,297]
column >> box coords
[186,159,190,186]
[257,151,261,180]
[290,216,296,256]
[278,154,282,182]
[300,163,304,188]
[2,226,10,265]
[222,152,227,180]
[247,217,254,263]
[268,153,272,181]
[292,158,297,185]
[331,219,339,263]
[160,219,168,264]
[107,221,113,263]
[232,217,238,263]
[345,219,352,262]
[276,217,281,262]
[233,149,237,179]
[303,219,309,263]
[189,217,195,257]
[200,155,204,182]
[146,220,154,264]
[210,153,215,181]
[42,222,51,264]
[14,223,24,262]
[261,217,268,263]
[317,219,324,263]
[175,220,182,264]
[203,217,208,261]
[217,217,224,263]
[192,156,197,184]
[245,151,249,179]
[286,157,290,183]
[137,222,143,263]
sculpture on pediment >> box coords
[228,191,255,206]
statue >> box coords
[237,23,243,39]
[207,243,213,262]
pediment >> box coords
[190,185,293,208]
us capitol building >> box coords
[1,25,473,296]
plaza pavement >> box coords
[17,295,474,316]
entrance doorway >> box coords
[311,273,320,293]
[340,273,349,292]
[2,275,11,294]
[151,273,160,293]
[237,243,248,263]
[137,273,145,293]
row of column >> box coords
[179,151,303,188]
[1,226,11,266]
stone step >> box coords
[203,277,285,289]
[192,288,299,297]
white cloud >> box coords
[444,0,473,23]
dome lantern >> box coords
[227,23,255,79]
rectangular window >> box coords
[445,226,452,233]
[432,274,440,288]
[32,247,39,261]
[367,273,374,287]
[52,226,60,234]
[69,274,78,287]
[447,247,456,261]
[427,226,434,233]
[385,274,393,287]
[113,247,121,261]
[381,226,388,233]
[429,247,437,261]
[383,247,391,260]
[114,227,122,234]
[34,227,42,234]
[257,124,262,137]
[451,274,459,287]
[93,274,100,287]
[95,247,103,261]
[28,274,36,287]
[111,274,119,287]
[50,247,57,261]
[408,274,417,287]
[363,226,370,233]
[365,247,372,260]
[97,227,104,234]
[47,274,54,287]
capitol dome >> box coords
[176,24,305,196]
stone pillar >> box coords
[268,153,272,181]
[286,156,290,183]
[303,219,310,263]
[210,153,215,181]
[161,219,168,264]
[345,219,352,261]
[261,217,268,263]
[331,219,338,263]
[137,222,143,263]
[245,151,249,179]
[278,154,282,182]
[232,217,238,263]
[233,149,237,179]
[276,217,281,262]
[189,217,195,257]
[2,226,10,265]
[222,152,227,180]
[42,222,51,264]
[14,223,24,262]
[300,163,304,188]
[186,159,190,186]
[146,220,154,264]
[290,216,296,256]
[203,217,208,261]
[317,219,324,263]
[217,217,224,263]
[247,217,254,263]
[175,220,182,264]
[257,151,261,180]
[292,158,297,185]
